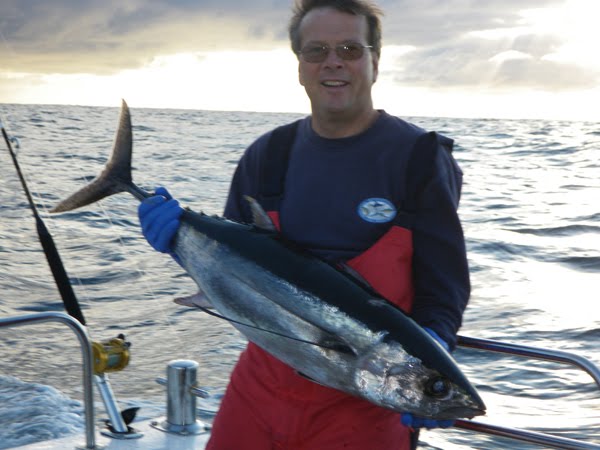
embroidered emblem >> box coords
[357,198,397,223]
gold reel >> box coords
[92,335,130,375]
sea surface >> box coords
[0,103,598,449]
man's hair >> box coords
[289,0,383,58]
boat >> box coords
[2,311,600,450]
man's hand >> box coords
[401,413,454,429]
[138,186,183,253]
[423,327,449,351]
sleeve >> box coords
[223,132,271,223]
[408,133,470,351]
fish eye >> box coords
[424,376,453,400]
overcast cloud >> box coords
[0,1,291,73]
[0,0,598,100]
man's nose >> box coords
[323,48,344,67]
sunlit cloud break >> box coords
[0,0,599,121]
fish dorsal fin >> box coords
[244,195,277,231]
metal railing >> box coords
[455,335,600,449]
[0,312,98,449]
[1,315,598,449]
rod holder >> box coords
[151,360,208,435]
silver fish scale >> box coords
[175,223,382,351]
[168,220,484,419]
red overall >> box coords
[207,208,416,450]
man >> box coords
[138,0,470,448]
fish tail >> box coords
[50,100,149,213]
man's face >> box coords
[297,7,379,121]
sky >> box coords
[1,0,599,121]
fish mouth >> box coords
[439,406,487,421]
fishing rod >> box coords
[1,117,86,325]
[1,116,141,436]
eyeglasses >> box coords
[297,43,374,63]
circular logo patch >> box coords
[357,198,397,223]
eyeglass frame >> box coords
[296,42,374,63]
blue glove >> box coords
[400,327,454,429]
[138,187,183,253]
[423,327,450,352]
[401,413,454,429]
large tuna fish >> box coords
[51,101,486,420]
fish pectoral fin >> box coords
[173,290,214,310]
[295,371,330,387]
[319,336,357,356]
[244,196,277,231]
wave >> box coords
[557,256,600,273]
[575,212,600,222]
[0,376,83,450]
[132,125,157,133]
[513,225,600,237]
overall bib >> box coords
[207,123,450,450]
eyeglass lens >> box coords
[300,43,369,63]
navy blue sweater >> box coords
[224,111,470,349]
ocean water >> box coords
[0,103,598,449]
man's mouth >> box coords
[321,80,348,87]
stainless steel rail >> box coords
[1,316,597,449]
[0,312,98,449]
[455,419,600,450]
[455,335,600,449]
[458,335,600,387]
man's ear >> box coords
[372,52,379,84]
[298,62,306,87]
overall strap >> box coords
[258,120,301,212]
[393,131,457,228]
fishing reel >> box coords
[92,333,130,375]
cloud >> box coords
[0,0,291,74]
[489,50,532,64]
[0,0,598,94]
[378,0,600,91]
[380,32,598,91]
[380,0,561,46]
